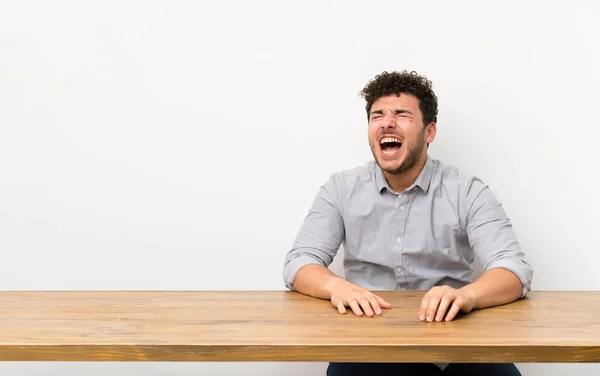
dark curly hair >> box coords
[360,70,438,126]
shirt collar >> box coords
[374,155,435,194]
[374,162,393,193]
[413,155,435,193]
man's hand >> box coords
[328,279,392,317]
[291,264,391,317]
[419,285,475,322]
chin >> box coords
[377,157,405,174]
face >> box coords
[368,94,436,175]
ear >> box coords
[425,122,437,144]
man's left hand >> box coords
[419,286,475,322]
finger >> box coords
[367,295,383,315]
[347,297,363,316]
[435,293,454,322]
[419,295,430,321]
[445,296,467,321]
[426,296,441,322]
[333,299,347,315]
[375,295,392,309]
[352,292,374,317]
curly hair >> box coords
[360,70,438,126]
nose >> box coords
[381,113,397,129]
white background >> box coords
[1,1,598,374]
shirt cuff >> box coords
[284,254,325,291]
[486,259,532,298]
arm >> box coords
[292,264,343,300]
[459,267,523,309]
[420,177,533,322]
[283,175,391,316]
[461,176,533,301]
[283,175,345,293]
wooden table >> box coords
[0,290,598,363]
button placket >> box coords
[396,193,410,289]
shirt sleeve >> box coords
[283,175,345,291]
[460,176,534,297]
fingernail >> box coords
[419,314,425,320]
[435,315,441,321]
[427,315,433,321]
[376,309,382,314]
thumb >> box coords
[376,295,392,308]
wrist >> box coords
[323,275,346,298]
[459,284,478,308]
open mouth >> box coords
[380,136,403,156]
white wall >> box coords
[1,1,598,375]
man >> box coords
[282,70,533,375]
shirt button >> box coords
[396,237,402,243]
[400,205,405,210]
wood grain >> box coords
[0,290,598,362]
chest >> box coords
[341,190,467,263]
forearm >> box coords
[460,267,523,309]
[292,264,346,300]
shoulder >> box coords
[430,158,488,195]
[430,159,498,227]
[326,160,377,191]
[319,161,378,203]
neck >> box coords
[383,154,428,193]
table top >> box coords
[0,290,598,362]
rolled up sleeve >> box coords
[283,175,345,290]
[461,177,533,297]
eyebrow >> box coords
[370,109,413,117]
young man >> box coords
[282,71,533,375]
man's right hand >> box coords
[291,264,391,317]
[327,279,392,317]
